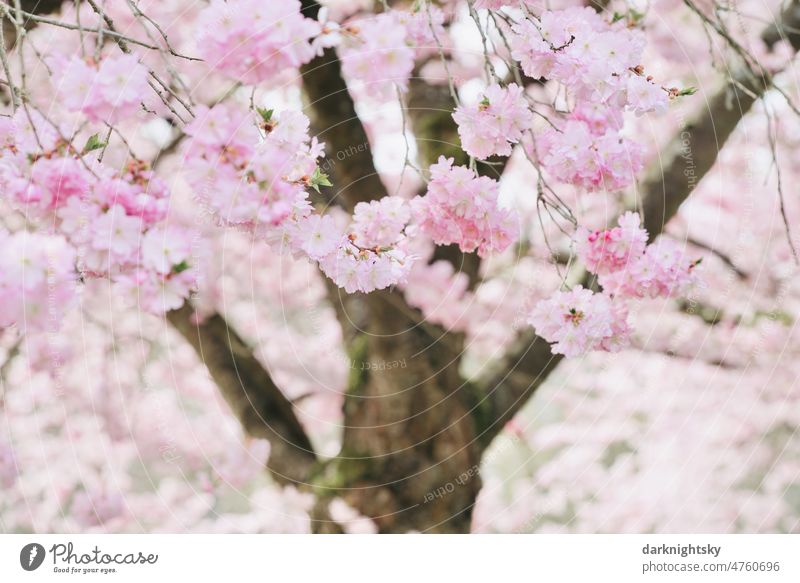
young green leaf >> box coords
[82,133,107,154]
[309,167,332,193]
[257,107,274,123]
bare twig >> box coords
[765,106,799,265]
[0,1,199,59]
[685,236,748,279]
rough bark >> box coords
[167,304,316,486]
[312,313,483,533]
[296,0,485,531]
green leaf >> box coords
[82,133,107,154]
[257,107,274,123]
[678,87,697,96]
[309,167,332,193]
[172,260,191,274]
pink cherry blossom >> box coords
[297,214,344,260]
[533,213,698,356]
[196,0,320,85]
[396,5,446,58]
[453,83,533,159]
[51,54,149,123]
[182,103,318,232]
[0,230,77,333]
[528,285,630,357]
[142,227,192,275]
[2,0,793,539]
[575,211,649,275]
[538,117,644,192]
[599,238,700,299]
[626,74,670,116]
[508,7,668,115]
[339,11,416,99]
[318,244,412,294]
[351,196,410,248]
[91,204,144,259]
[308,199,415,294]
[0,110,197,325]
[411,156,518,257]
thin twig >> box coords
[0,4,20,109]
[0,1,200,60]
[685,236,748,279]
[765,106,799,265]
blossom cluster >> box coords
[0,230,77,333]
[339,7,445,99]
[411,156,518,257]
[491,7,675,192]
[528,285,630,357]
[0,111,195,329]
[316,235,413,294]
[453,83,533,159]
[530,213,699,356]
[351,196,411,248]
[575,211,648,274]
[508,7,669,115]
[50,54,149,124]
[339,12,415,99]
[195,0,320,85]
[182,103,321,231]
[598,238,700,299]
[538,117,644,192]
[396,5,445,53]
[577,213,699,299]
[183,104,418,294]
[294,197,415,294]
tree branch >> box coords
[299,10,384,212]
[640,0,800,238]
[474,333,563,449]
[167,304,316,485]
[762,0,800,48]
[151,137,317,486]
[685,235,748,279]
[476,1,800,450]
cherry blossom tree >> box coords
[1,0,800,534]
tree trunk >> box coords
[310,297,482,533]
